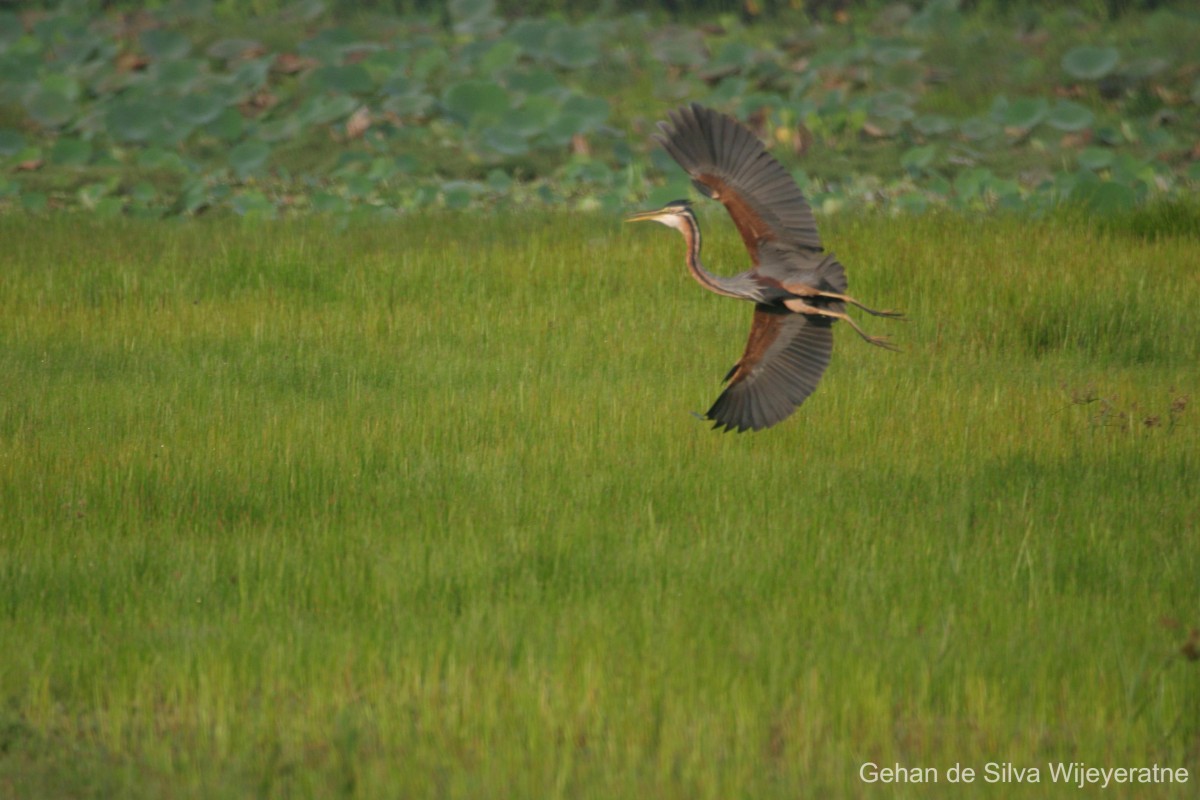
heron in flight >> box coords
[627,103,901,432]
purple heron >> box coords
[627,103,901,432]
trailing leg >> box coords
[783,298,899,351]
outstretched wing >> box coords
[706,305,833,433]
[655,103,822,262]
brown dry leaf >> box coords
[116,51,149,72]
[1183,628,1200,662]
[15,158,43,172]
[791,125,814,156]
[346,106,371,140]
[570,133,590,157]
[861,122,888,139]
[238,43,269,60]
[1154,85,1180,105]
[239,91,278,118]
[1016,29,1050,48]
[1004,125,1033,142]
[1054,84,1086,99]
[273,52,316,74]
[1060,130,1092,148]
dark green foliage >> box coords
[0,1,1196,218]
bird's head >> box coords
[625,200,695,232]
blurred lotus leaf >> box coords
[449,0,502,37]
[230,58,273,93]
[137,147,189,172]
[410,48,449,81]
[311,191,348,213]
[78,179,117,210]
[710,41,753,73]
[707,76,748,106]
[177,91,229,126]
[953,166,996,201]
[872,44,923,66]
[905,0,961,35]
[998,97,1047,131]
[871,89,915,122]
[205,107,245,141]
[959,116,998,141]
[175,177,210,214]
[49,136,91,166]
[231,190,276,218]
[1061,45,1119,81]
[0,129,25,156]
[442,180,482,209]
[541,97,609,146]
[258,116,301,142]
[297,27,361,62]
[1077,147,1114,171]
[481,126,529,157]
[1121,56,1168,80]
[0,11,22,47]
[206,38,265,62]
[155,0,212,21]
[1109,152,1156,186]
[547,25,600,70]
[381,86,434,117]
[279,0,327,23]
[1081,180,1137,214]
[157,59,205,94]
[486,169,512,191]
[502,98,558,137]
[900,144,937,175]
[228,140,271,178]
[379,75,432,117]
[507,19,556,60]
[479,40,522,74]
[504,68,562,97]
[106,98,163,142]
[140,29,191,60]
[360,49,407,81]
[1046,99,1094,132]
[24,86,76,128]
[912,114,953,136]
[442,80,510,126]
[33,16,89,52]
[310,64,374,94]
[651,27,707,67]
[297,94,358,126]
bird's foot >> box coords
[866,334,900,352]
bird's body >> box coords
[627,103,901,432]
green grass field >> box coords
[1,210,1198,798]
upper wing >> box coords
[655,103,822,262]
[705,305,833,433]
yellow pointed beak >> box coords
[624,209,665,223]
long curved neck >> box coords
[675,211,756,300]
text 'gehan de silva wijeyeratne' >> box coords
[859,761,1189,788]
